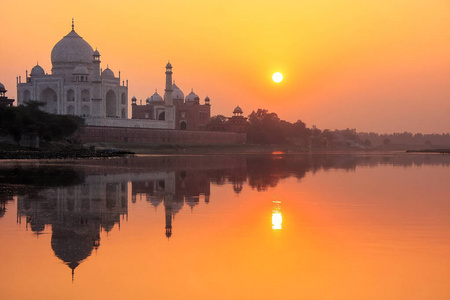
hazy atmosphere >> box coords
[1,0,449,133]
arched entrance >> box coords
[180,121,187,130]
[67,105,75,115]
[158,111,165,120]
[106,90,116,117]
[23,90,31,102]
[67,89,74,102]
[40,87,58,114]
[81,105,90,117]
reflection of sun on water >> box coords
[272,200,282,230]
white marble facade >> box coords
[17,22,128,119]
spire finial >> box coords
[72,18,74,31]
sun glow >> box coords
[272,200,282,230]
[272,72,283,83]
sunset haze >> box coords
[1,0,449,133]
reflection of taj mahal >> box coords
[17,174,128,279]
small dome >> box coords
[102,67,115,79]
[0,82,5,92]
[131,96,137,101]
[205,96,210,101]
[30,64,45,76]
[233,106,243,114]
[166,61,172,69]
[72,65,89,75]
[185,89,199,103]
[149,91,163,103]
[172,83,184,100]
[93,49,100,56]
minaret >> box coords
[164,61,175,128]
[91,49,102,117]
[165,204,172,239]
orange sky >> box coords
[1,0,449,133]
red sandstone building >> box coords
[0,82,15,107]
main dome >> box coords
[51,30,94,66]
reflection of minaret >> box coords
[165,201,173,238]
[163,194,183,239]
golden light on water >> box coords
[272,212,283,230]
[272,200,282,230]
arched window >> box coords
[67,105,75,115]
[180,121,187,130]
[67,89,75,102]
[106,90,116,117]
[81,89,90,102]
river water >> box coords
[0,153,449,300]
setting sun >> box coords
[272,72,283,83]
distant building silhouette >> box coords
[0,82,14,107]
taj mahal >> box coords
[16,21,216,131]
[17,21,129,120]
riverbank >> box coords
[406,149,450,154]
[0,143,134,159]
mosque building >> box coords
[131,62,211,131]
[17,21,128,120]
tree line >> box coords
[209,108,450,148]
[0,101,84,144]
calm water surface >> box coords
[0,153,449,300]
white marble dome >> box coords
[51,30,94,66]
[30,64,45,76]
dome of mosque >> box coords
[30,64,45,76]
[166,61,172,69]
[102,67,115,79]
[72,65,89,75]
[51,29,94,66]
[172,83,184,100]
[185,90,199,103]
[149,91,163,102]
